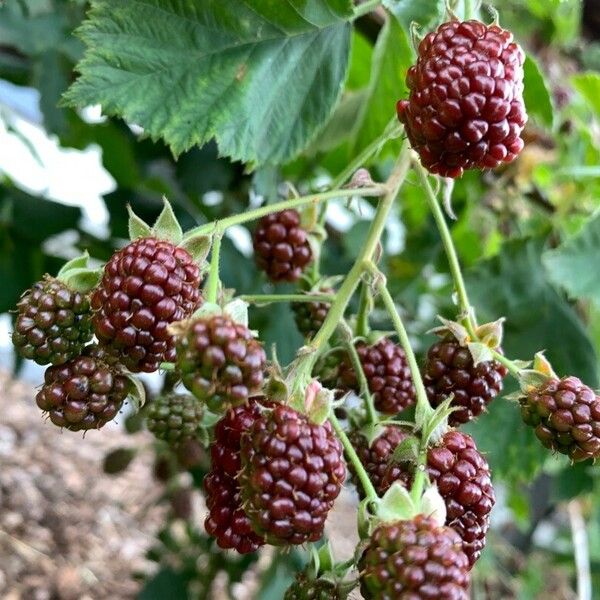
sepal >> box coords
[126,374,146,411]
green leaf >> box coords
[351,17,413,156]
[543,214,600,307]
[152,197,183,244]
[139,567,190,600]
[383,0,445,32]
[572,72,600,117]
[465,239,600,482]
[523,55,554,128]
[63,0,353,166]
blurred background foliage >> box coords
[1,0,600,597]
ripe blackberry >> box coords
[348,425,411,497]
[338,338,416,414]
[204,402,265,554]
[292,289,332,339]
[176,314,266,412]
[382,430,495,567]
[35,346,129,431]
[359,515,470,599]
[284,573,344,600]
[520,376,600,462]
[253,209,312,282]
[239,404,345,545]
[397,19,527,178]
[92,237,202,373]
[423,336,508,425]
[146,393,203,447]
[12,276,92,366]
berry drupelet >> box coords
[146,393,204,448]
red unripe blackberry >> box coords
[253,210,313,282]
[338,338,416,414]
[146,393,203,447]
[12,276,92,366]
[348,425,411,497]
[292,289,332,339]
[520,376,600,462]
[382,430,495,567]
[176,314,266,412]
[359,515,470,599]
[204,402,265,554]
[35,346,129,431]
[397,19,527,178]
[423,337,508,425]
[239,404,345,546]
[284,572,344,600]
[91,237,202,373]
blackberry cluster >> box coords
[12,276,92,366]
[146,393,204,447]
[35,345,129,431]
[204,402,265,554]
[92,237,201,373]
[176,314,266,412]
[338,338,416,414]
[520,376,600,462]
[253,210,312,282]
[239,404,345,545]
[397,19,527,177]
[423,336,508,425]
[359,515,470,599]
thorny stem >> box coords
[240,293,335,305]
[415,160,478,337]
[329,412,379,502]
[187,186,386,237]
[352,0,382,19]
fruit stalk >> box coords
[240,293,335,304]
[205,228,223,304]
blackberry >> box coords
[284,572,345,600]
[292,289,333,339]
[146,393,204,447]
[92,237,201,373]
[204,402,265,554]
[338,338,416,414]
[239,404,345,545]
[176,314,266,412]
[12,276,92,366]
[397,19,527,177]
[35,345,130,431]
[423,336,508,425]
[253,209,312,282]
[359,514,470,599]
[520,376,600,462]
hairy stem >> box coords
[491,348,523,379]
[329,412,379,502]
[240,293,335,304]
[205,229,222,304]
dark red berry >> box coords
[204,402,265,554]
[423,337,508,425]
[253,210,313,282]
[284,572,345,600]
[338,338,416,414]
[359,514,470,599]
[520,376,600,462]
[348,425,411,497]
[382,430,495,568]
[35,345,129,431]
[12,276,92,366]
[176,314,266,412]
[146,393,204,447]
[239,404,345,546]
[292,289,332,339]
[397,19,527,178]
[91,237,202,373]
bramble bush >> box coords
[3,0,600,598]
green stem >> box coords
[368,264,431,418]
[205,229,222,304]
[491,348,522,379]
[463,0,475,19]
[159,362,176,371]
[186,186,385,237]
[353,0,382,19]
[356,281,372,338]
[240,293,335,304]
[329,412,379,502]
[300,144,412,375]
[415,161,477,336]
[410,462,428,504]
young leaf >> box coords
[152,197,183,244]
[63,0,353,166]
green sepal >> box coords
[429,316,470,345]
[59,267,103,293]
[418,396,455,446]
[223,299,249,328]
[126,374,147,412]
[127,205,153,240]
[302,379,334,425]
[377,482,417,523]
[153,196,183,244]
[316,541,335,574]
[391,435,420,464]
[189,302,222,321]
[467,342,494,366]
[178,231,212,265]
[57,252,90,276]
[475,318,505,349]
[517,351,558,393]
